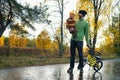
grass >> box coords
[0,54,119,68]
[0,56,73,68]
[0,46,119,68]
[102,55,120,60]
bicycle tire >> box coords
[94,60,103,72]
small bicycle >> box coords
[84,49,103,72]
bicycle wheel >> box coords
[94,60,103,72]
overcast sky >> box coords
[3,0,77,38]
[3,0,119,41]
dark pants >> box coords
[70,39,83,69]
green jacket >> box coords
[72,18,89,44]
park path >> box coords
[0,59,120,80]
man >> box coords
[67,10,89,73]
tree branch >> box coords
[5,1,12,28]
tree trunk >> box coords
[59,0,64,57]
[0,0,12,37]
[0,0,4,37]
[92,0,103,54]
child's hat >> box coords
[69,11,74,15]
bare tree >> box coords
[59,0,64,56]
[46,0,67,56]
[90,0,104,53]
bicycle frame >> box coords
[87,54,97,67]
[84,51,103,72]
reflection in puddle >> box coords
[0,59,120,80]
[68,71,102,80]
[91,72,102,80]
[101,59,120,80]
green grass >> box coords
[0,57,72,68]
[102,55,120,60]
[0,55,119,68]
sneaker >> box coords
[80,68,83,73]
[79,71,83,78]
[78,64,84,69]
[77,64,80,70]
[67,68,73,74]
[78,65,83,73]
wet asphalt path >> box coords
[0,59,120,80]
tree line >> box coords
[0,0,119,58]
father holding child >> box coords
[66,10,90,74]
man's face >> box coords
[78,13,83,19]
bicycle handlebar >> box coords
[87,46,102,56]
[95,51,102,55]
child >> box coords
[66,11,76,37]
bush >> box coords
[0,46,52,57]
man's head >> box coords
[78,10,87,18]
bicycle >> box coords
[84,48,103,72]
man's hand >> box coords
[87,44,90,48]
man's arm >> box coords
[85,23,90,46]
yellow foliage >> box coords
[36,29,52,50]
[75,0,93,20]
[9,25,28,48]
[9,35,28,48]
[52,40,58,50]
[105,36,113,46]
[0,36,4,47]
[91,19,103,28]
[18,38,28,48]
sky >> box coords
[3,0,77,38]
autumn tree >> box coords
[51,27,69,56]
[76,0,114,54]
[27,38,36,47]
[9,24,28,48]
[0,0,50,37]
[9,35,28,48]
[51,40,59,55]
[55,0,64,56]
[36,29,51,50]
[91,0,103,51]
[52,27,61,54]
[99,14,120,56]
[0,36,4,47]
[112,16,120,56]
[112,0,120,56]
[97,0,119,57]
[4,37,9,46]
[108,3,120,56]
[44,0,68,56]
